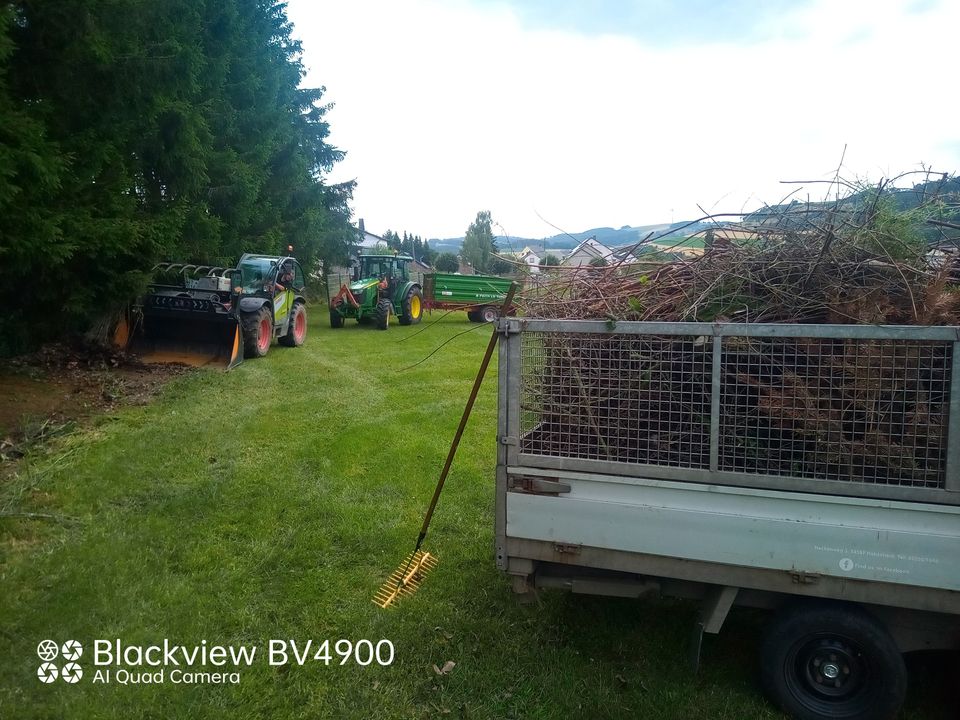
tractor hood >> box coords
[350,279,381,295]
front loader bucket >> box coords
[121,313,243,370]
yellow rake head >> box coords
[373,550,439,609]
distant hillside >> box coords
[423,175,959,256]
[429,220,715,255]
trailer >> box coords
[495,317,960,720]
[422,272,513,322]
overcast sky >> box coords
[286,0,959,240]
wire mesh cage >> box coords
[717,336,950,487]
[511,320,959,501]
[520,332,713,468]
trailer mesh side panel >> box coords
[519,332,713,468]
[718,337,951,487]
[518,328,953,490]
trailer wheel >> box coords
[760,602,906,720]
[375,298,392,330]
[467,310,482,323]
[280,302,306,346]
[481,306,499,323]
[242,307,273,358]
[399,287,423,325]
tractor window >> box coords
[293,263,305,290]
[360,257,391,279]
[238,258,275,292]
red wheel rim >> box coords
[258,317,271,353]
[294,311,306,342]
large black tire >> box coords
[760,602,906,720]
[467,310,482,323]
[480,305,499,323]
[375,298,392,330]
[399,287,423,326]
[329,306,344,328]
[280,302,306,347]
[242,306,273,358]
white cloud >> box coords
[288,0,960,238]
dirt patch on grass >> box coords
[0,343,189,466]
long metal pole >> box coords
[413,283,518,551]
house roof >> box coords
[566,236,612,259]
[358,230,386,249]
[562,236,631,265]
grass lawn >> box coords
[0,311,952,719]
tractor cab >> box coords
[237,255,305,297]
[348,254,413,306]
[354,253,411,284]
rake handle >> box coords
[415,283,518,548]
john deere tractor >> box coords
[329,253,423,330]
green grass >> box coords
[0,312,951,719]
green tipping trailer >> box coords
[422,272,514,322]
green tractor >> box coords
[329,253,423,330]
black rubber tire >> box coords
[467,310,482,323]
[329,306,344,328]
[280,302,306,347]
[375,298,392,330]
[242,306,273,358]
[760,602,906,720]
[480,305,499,323]
[399,287,423,326]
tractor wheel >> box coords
[399,287,423,325]
[760,601,906,720]
[280,302,307,346]
[242,306,273,358]
[329,307,344,328]
[480,305,499,323]
[375,298,392,330]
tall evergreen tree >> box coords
[461,210,495,273]
[0,0,354,353]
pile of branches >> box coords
[516,177,960,487]
[519,187,960,326]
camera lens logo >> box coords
[61,663,83,684]
[36,639,83,684]
[37,663,59,683]
[37,640,59,662]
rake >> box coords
[373,283,517,609]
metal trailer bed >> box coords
[494,318,960,720]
